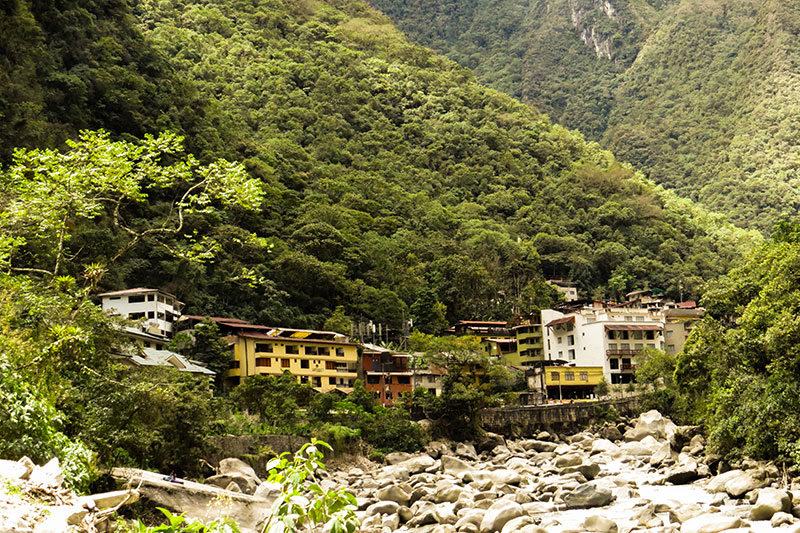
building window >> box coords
[367,375,380,384]
[568,349,575,360]
[665,330,673,338]
[326,361,336,370]
[610,358,619,370]
[608,343,617,350]
[329,377,336,385]
[313,377,321,387]
[318,347,330,356]
[286,345,299,355]
[229,360,241,369]
[256,343,273,353]
[255,357,271,367]
[567,335,574,346]
[300,376,308,384]
[281,359,290,368]
[335,348,345,357]
[129,295,145,303]
[667,345,675,353]
[565,372,575,381]
[397,376,411,385]
[147,294,156,302]
[557,337,562,344]
[580,372,588,381]
[551,372,560,381]
[646,330,656,340]
[301,360,309,369]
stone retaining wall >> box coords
[480,397,642,437]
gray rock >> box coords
[500,516,535,533]
[433,503,457,524]
[577,463,602,480]
[479,500,524,533]
[487,469,522,486]
[680,514,742,533]
[563,483,613,509]
[665,463,700,485]
[0,459,33,481]
[366,501,400,516]
[385,452,413,465]
[601,425,623,441]
[432,525,457,533]
[426,441,450,459]
[441,455,472,476]
[398,506,414,522]
[749,488,790,520]
[219,458,260,482]
[624,410,677,442]
[206,473,258,495]
[477,432,506,453]
[455,510,485,530]
[583,515,618,533]
[28,458,63,489]
[520,440,558,453]
[381,513,400,530]
[555,454,583,467]
[668,504,705,524]
[377,485,411,505]
[650,441,673,466]
[399,454,437,474]
[707,469,768,497]
[433,485,463,504]
[771,511,794,527]
[32,505,87,533]
[224,481,242,493]
[455,442,478,460]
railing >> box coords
[606,349,640,357]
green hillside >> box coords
[0,0,759,330]
[371,0,800,231]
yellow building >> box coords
[526,365,604,402]
[226,327,359,392]
[506,311,545,367]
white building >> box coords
[99,288,183,338]
[542,305,666,385]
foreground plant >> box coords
[122,507,240,533]
[262,439,359,533]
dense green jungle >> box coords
[371,0,800,232]
[1,0,800,502]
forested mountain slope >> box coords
[371,0,800,231]
[0,0,759,330]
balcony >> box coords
[611,363,636,372]
[606,349,641,357]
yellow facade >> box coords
[504,317,545,367]
[545,366,604,387]
[227,334,359,392]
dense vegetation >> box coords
[5,0,800,497]
[0,0,758,332]
[372,0,800,232]
[673,223,800,464]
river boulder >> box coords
[749,488,791,520]
[563,482,613,509]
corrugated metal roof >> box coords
[545,316,575,327]
[237,331,356,346]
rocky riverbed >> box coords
[7,409,800,533]
[323,410,800,533]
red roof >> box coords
[456,320,508,326]
[236,331,356,346]
[545,316,575,327]
[678,301,698,309]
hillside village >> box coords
[100,283,703,405]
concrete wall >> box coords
[480,397,642,437]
